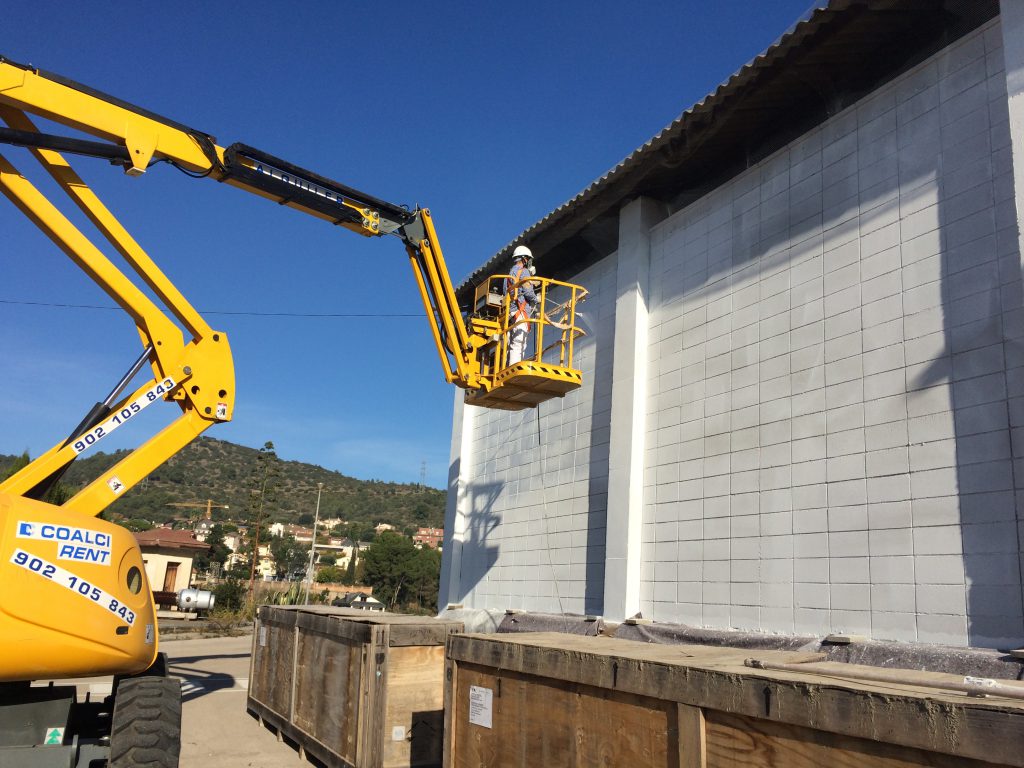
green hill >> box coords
[0,437,445,533]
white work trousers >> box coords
[508,324,530,365]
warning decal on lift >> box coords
[70,377,176,455]
[10,548,135,625]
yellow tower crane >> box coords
[166,499,230,524]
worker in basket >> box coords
[506,245,540,366]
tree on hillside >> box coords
[195,524,231,573]
[361,532,441,611]
[269,534,308,578]
[1,452,74,506]
[343,546,358,586]
[406,546,442,611]
[43,435,448,534]
[248,441,279,591]
[412,500,432,523]
[317,565,344,583]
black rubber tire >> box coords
[112,652,169,692]
[109,676,182,768]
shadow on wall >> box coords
[441,468,501,606]
[578,261,616,616]
[458,254,614,615]
[923,36,1024,648]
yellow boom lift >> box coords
[0,55,586,767]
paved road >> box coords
[161,633,304,767]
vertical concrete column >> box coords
[1001,0,1024,615]
[438,390,477,609]
[603,196,665,620]
[1002,1,1024,260]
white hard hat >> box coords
[512,245,533,263]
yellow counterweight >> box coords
[0,493,157,681]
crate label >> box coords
[259,625,267,646]
[468,685,493,728]
[391,725,406,741]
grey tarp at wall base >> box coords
[613,622,1024,681]
[497,612,604,636]
[437,608,506,634]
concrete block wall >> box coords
[639,18,1023,648]
[449,252,617,614]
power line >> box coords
[0,298,423,318]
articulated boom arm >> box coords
[0,55,586,519]
[0,53,587,686]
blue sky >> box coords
[2,1,813,488]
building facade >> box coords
[134,527,210,593]
[414,527,445,549]
[441,1,1024,649]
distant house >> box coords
[331,592,384,611]
[134,527,210,594]
[225,550,247,572]
[256,543,275,579]
[413,527,444,549]
[193,519,218,542]
[374,523,395,534]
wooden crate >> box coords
[444,632,1024,768]
[248,606,463,768]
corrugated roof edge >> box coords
[456,1,833,292]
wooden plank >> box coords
[773,660,1024,697]
[382,645,447,767]
[249,611,296,719]
[247,697,289,740]
[705,711,1013,768]
[679,704,706,768]
[449,661,675,768]
[445,633,1024,766]
[292,620,362,766]
[355,640,369,768]
[292,608,461,647]
[388,621,463,648]
[297,610,373,645]
[443,658,457,768]
[363,624,388,768]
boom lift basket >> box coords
[465,275,587,411]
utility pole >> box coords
[304,482,324,604]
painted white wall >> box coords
[638,19,1021,648]
[447,17,1024,649]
